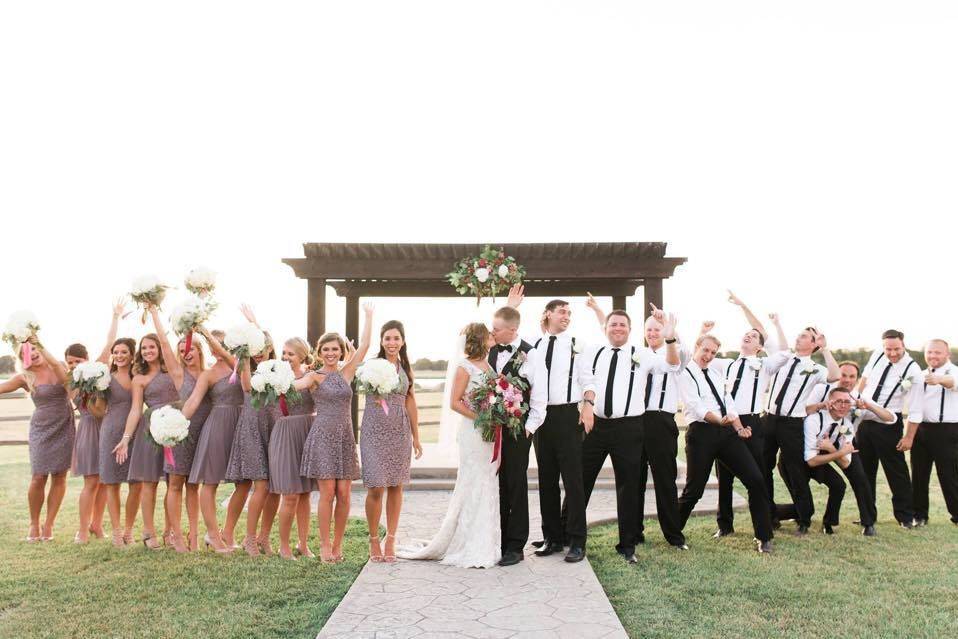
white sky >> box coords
[2,1,956,360]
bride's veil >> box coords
[436,333,467,451]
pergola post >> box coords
[345,296,360,436]
[612,295,627,312]
[643,278,663,315]
[306,278,327,346]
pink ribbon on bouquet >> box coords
[21,341,32,368]
[378,398,390,416]
[163,446,175,466]
[183,331,193,359]
[229,358,240,384]
[279,394,290,417]
[491,424,503,474]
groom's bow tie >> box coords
[497,344,514,353]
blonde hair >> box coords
[695,334,721,349]
[176,335,207,370]
[314,332,348,364]
[17,343,37,394]
[285,337,314,368]
[462,323,491,360]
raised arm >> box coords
[341,303,374,381]
[113,378,145,463]
[769,313,787,353]
[199,327,235,368]
[585,292,606,328]
[506,284,524,309]
[728,290,768,339]
[815,331,840,382]
[0,374,27,394]
[149,305,184,386]
[239,303,261,328]
[33,337,67,384]
[181,370,214,419]
[97,298,126,364]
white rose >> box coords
[474,267,490,283]
[131,274,159,295]
[498,264,509,278]
[631,353,641,366]
[250,375,266,392]
[72,367,83,382]
[900,379,912,391]
[95,373,111,391]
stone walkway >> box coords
[317,484,743,638]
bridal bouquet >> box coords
[69,361,111,417]
[170,295,216,356]
[469,371,530,466]
[184,266,216,298]
[223,322,267,383]
[3,310,41,368]
[249,359,302,416]
[130,275,170,323]
[148,405,190,466]
[447,245,525,305]
[354,359,401,415]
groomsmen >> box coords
[488,305,547,567]
[763,327,840,534]
[676,334,773,553]
[804,387,893,536]
[901,339,958,526]
[578,309,681,563]
[709,291,787,538]
[855,330,924,527]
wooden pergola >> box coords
[283,242,686,427]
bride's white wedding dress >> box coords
[397,358,501,568]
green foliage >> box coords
[447,245,525,303]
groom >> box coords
[489,306,547,566]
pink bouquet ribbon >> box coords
[163,446,175,466]
[21,341,32,368]
[229,358,239,384]
[378,398,389,416]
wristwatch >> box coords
[665,338,677,344]
[584,399,595,406]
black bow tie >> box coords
[498,344,514,353]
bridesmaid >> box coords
[0,336,73,542]
[182,328,241,554]
[301,303,373,562]
[98,332,139,548]
[113,305,183,549]
[361,320,423,563]
[165,331,212,552]
[270,337,317,560]
[223,305,278,557]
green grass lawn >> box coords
[590,459,958,638]
[0,447,366,639]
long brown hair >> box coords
[110,338,137,375]
[462,323,490,361]
[314,332,348,365]
[134,334,167,376]
[376,320,413,382]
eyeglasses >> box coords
[832,399,853,405]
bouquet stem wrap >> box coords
[21,342,32,369]
[279,394,289,417]
[163,446,175,466]
[491,424,503,470]
[378,398,389,416]
[183,331,193,356]
[229,358,240,384]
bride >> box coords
[397,322,501,568]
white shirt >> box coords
[490,337,548,433]
[579,343,680,419]
[678,359,738,423]
[765,352,829,418]
[531,332,591,406]
[713,353,778,416]
[905,361,958,424]
[860,350,923,415]
[805,384,892,434]
[804,409,855,464]
[645,341,692,413]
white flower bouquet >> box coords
[249,359,303,416]
[148,405,190,466]
[69,361,111,417]
[2,310,40,368]
[354,358,401,415]
[224,322,268,383]
[170,295,216,356]
[184,266,216,297]
[130,275,170,323]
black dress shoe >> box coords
[899,520,916,530]
[712,528,734,539]
[862,525,877,537]
[822,524,835,535]
[756,540,773,554]
[498,551,524,566]
[531,540,545,549]
[796,525,809,536]
[534,541,564,557]
[619,549,637,564]
[671,543,689,551]
[564,546,586,563]
[913,518,928,527]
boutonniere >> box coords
[514,350,528,366]
[838,424,852,437]
[631,352,642,366]
[572,341,582,355]
[748,358,762,371]
[800,363,818,376]
[900,378,913,391]
[852,408,862,419]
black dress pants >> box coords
[499,427,532,553]
[534,403,587,547]
[582,415,643,553]
[856,416,915,524]
[764,414,814,526]
[636,410,686,546]
[678,421,773,542]
[716,413,765,532]
[912,422,958,523]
